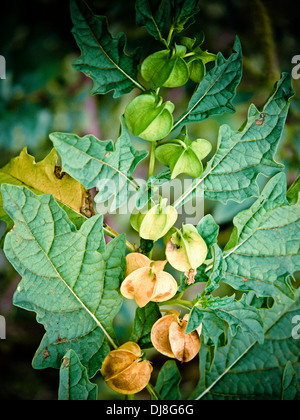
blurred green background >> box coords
[0,0,299,400]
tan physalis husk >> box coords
[100,342,152,395]
[169,318,201,363]
[121,254,178,307]
[151,313,202,363]
[151,313,180,358]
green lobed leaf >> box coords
[173,36,243,131]
[71,0,144,97]
[188,295,264,345]
[154,360,182,400]
[58,350,98,400]
[135,0,170,44]
[171,0,200,33]
[190,291,300,400]
[196,214,219,259]
[173,73,295,207]
[222,172,300,301]
[50,117,148,212]
[281,361,300,400]
[2,184,126,377]
[129,302,161,349]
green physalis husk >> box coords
[180,34,217,83]
[124,93,175,141]
[130,198,178,242]
[155,127,212,179]
[141,45,189,89]
[166,224,208,273]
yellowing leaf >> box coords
[1,148,86,213]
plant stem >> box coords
[146,383,160,400]
[103,223,138,253]
[159,298,193,310]
[166,25,174,46]
[148,141,157,180]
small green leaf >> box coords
[171,0,200,33]
[196,214,219,259]
[186,306,204,334]
[71,0,143,97]
[130,302,162,349]
[135,0,170,44]
[58,350,98,400]
[155,360,182,400]
[281,361,300,400]
[287,175,300,204]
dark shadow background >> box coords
[0,0,299,400]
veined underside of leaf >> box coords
[71,0,144,97]
[173,36,243,131]
[2,184,126,377]
[221,172,300,301]
[189,291,300,400]
[173,73,295,207]
[50,117,148,212]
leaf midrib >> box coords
[9,189,118,349]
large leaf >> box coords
[58,350,98,400]
[2,184,126,377]
[173,73,294,207]
[189,291,300,400]
[50,117,148,212]
[173,36,243,131]
[71,0,144,97]
[222,172,300,301]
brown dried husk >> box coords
[101,342,152,395]
[151,313,179,358]
[169,319,200,362]
[151,314,201,363]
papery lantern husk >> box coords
[151,314,201,363]
[121,255,178,308]
[166,224,208,272]
[100,342,152,395]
